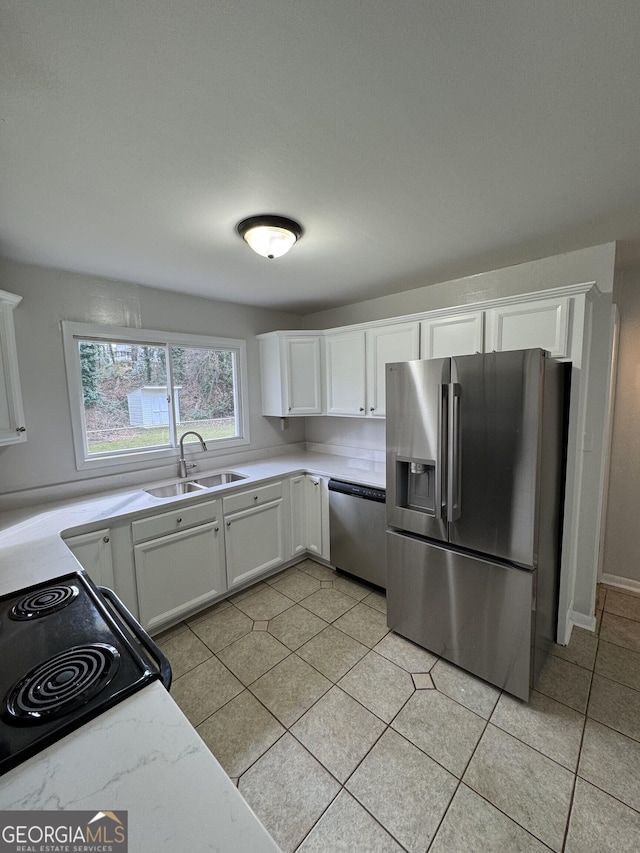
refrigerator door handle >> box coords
[447,383,462,521]
[436,383,448,519]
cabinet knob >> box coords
[226,521,231,527]
[369,407,375,412]
[102,536,110,543]
[16,426,26,433]
[214,526,219,532]
[288,406,292,412]
[359,407,364,412]
[176,517,182,524]
[253,495,258,501]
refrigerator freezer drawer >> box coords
[387,530,534,700]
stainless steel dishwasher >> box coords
[328,479,387,589]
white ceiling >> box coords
[2,1,640,314]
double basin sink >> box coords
[145,471,247,498]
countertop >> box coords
[0,450,384,852]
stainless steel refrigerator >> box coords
[386,348,568,701]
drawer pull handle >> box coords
[16,426,26,433]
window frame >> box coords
[62,321,250,472]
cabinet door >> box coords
[259,333,322,416]
[420,312,484,359]
[134,521,226,632]
[0,295,27,446]
[284,336,323,415]
[325,331,366,416]
[366,323,419,417]
[290,474,308,556]
[485,297,570,358]
[225,499,285,588]
[305,475,324,557]
[65,528,114,589]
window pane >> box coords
[79,340,171,454]
[171,347,238,442]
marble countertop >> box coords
[0,450,384,851]
[0,683,281,853]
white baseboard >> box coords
[571,611,597,632]
[600,573,640,594]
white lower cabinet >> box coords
[224,500,286,589]
[290,475,308,558]
[290,473,326,559]
[64,528,115,588]
[133,500,226,633]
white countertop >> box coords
[0,684,281,853]
[0,450,384,851]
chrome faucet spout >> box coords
[178,431,208,478]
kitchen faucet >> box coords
[178,431,208,478]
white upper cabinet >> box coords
[420,312,484,359]
[366,322,419,416]
[485,296,570,358]
[258,332,322,416]
[259,287,585,418]
[325,330,366,416]
[0,290,27,446]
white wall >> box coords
[0,259,304,505]
[303,243,616,328]
[602,268,640,588]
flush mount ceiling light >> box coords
[236,215,303,259]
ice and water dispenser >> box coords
[395,457,437,514]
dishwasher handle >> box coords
[327,479,386,503]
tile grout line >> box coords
[424,690,499,851]
[559,628,599,852]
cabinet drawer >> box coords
[132,498,221,543]
[223,481,283,515]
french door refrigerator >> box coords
[386,348,568,701]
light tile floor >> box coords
[158,562,640,852]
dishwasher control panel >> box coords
[327,479,386,503]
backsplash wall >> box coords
[305,417,386,459]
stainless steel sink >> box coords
[191,472,248,487]
[145,481,207,498]
[144,471,247,497]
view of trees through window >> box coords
[78,340,237,455]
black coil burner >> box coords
[0,571,171,776]
[10,583,79,620]
[3,644,120,723]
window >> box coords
[63,322,249,470]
